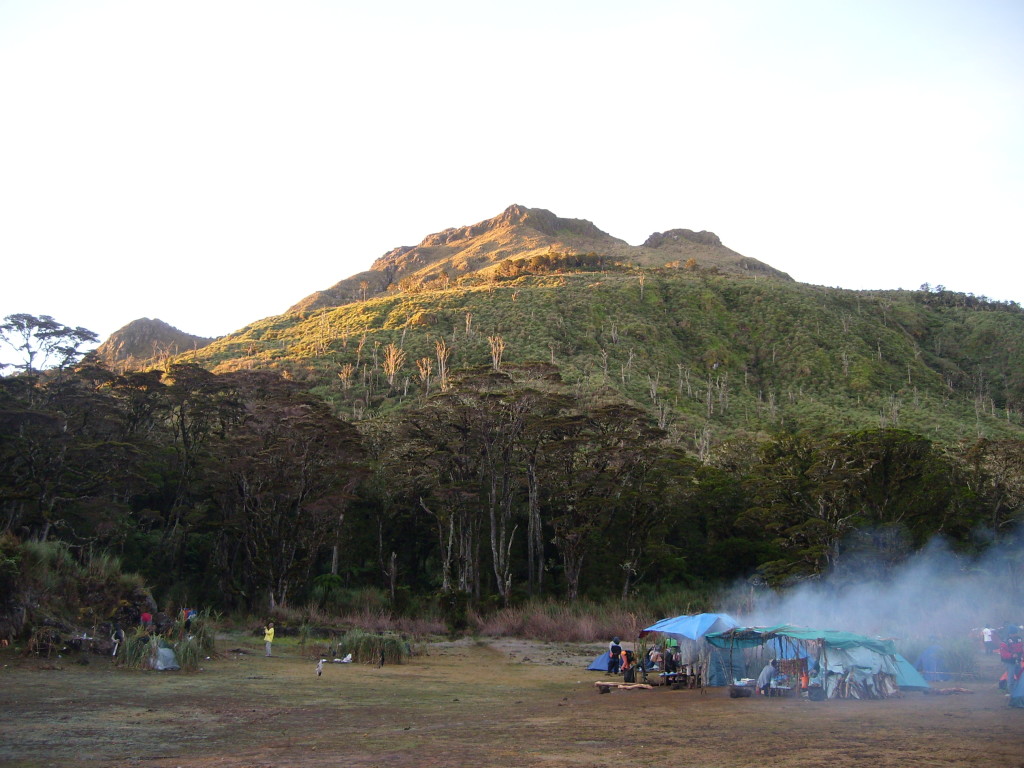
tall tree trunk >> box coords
[526,461,543,595]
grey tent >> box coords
[150,645,180,671]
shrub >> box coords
[331,629,409,665]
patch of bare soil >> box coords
[0,638,1020,768]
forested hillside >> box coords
[2,260,1023,624]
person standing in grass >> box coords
[264,621,275,657]
[607,637,622,675]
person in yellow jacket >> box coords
[264,621,275,657]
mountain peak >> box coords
[95,318,215,369]
[288,205,791,315]
[411,204,612,250]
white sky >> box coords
[1,0,1022,348]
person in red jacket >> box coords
[998,633,1023,688]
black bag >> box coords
[623,666,636,683]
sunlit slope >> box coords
[288,204,791,314]
[188,270,1024,446]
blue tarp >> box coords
[1011,671,1024,708]
[640,613,738,639]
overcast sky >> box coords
[1,0,1022,347]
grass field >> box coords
[0,633,1021,768]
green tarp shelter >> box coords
[706,624,921,699]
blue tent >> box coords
[1011,672,1024,708]
[587,651,614,672]
[914,644,951,681]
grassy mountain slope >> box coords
[186,268,1024,448]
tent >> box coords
[1010,672,1024,708]
[893,653,929,691]
[706,625,920,699]
[587,650,614,672]
[639,613,744,686]
[914,644,952,681]
[149,645,180,671]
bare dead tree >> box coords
[487,335,505,372]
[416,357,433,395]
[435,337,452,391]
[382,343,406,389]
[338,362,356,390]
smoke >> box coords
[721,529,1024,642]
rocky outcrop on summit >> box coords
[95,318,215,370]
[635,228,791,280]
[644,229,722,248]
[288,204,791,314]
[289,204,627,314]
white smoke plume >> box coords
[720,530,1024,643]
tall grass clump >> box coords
[471,599,661,643]
[332,629,409,665]
[171,608,218,670]
[116,610,217,672]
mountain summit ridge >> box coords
[289,204,790,315]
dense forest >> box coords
[3,307,1023,632]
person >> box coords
[264,621,275,657]
[664,647,679,674]
[648,646,664,671]
[997,633,1022,689]
[140,611,153,629]
[607,637,622,675]
[111,623,125,657]
[982,626,995,654]
[756,659,778,696]
[621,649,637,683]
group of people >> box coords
[604,637,683,681]
[647,644,682,674]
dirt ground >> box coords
[0,635,1021,768]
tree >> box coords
[0,314,98,374]
[541,403,665,600]
[381,343,407,390]
[209,371,365,610]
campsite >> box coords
[1,630,1021,768]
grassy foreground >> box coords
[0,630,1020,768]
